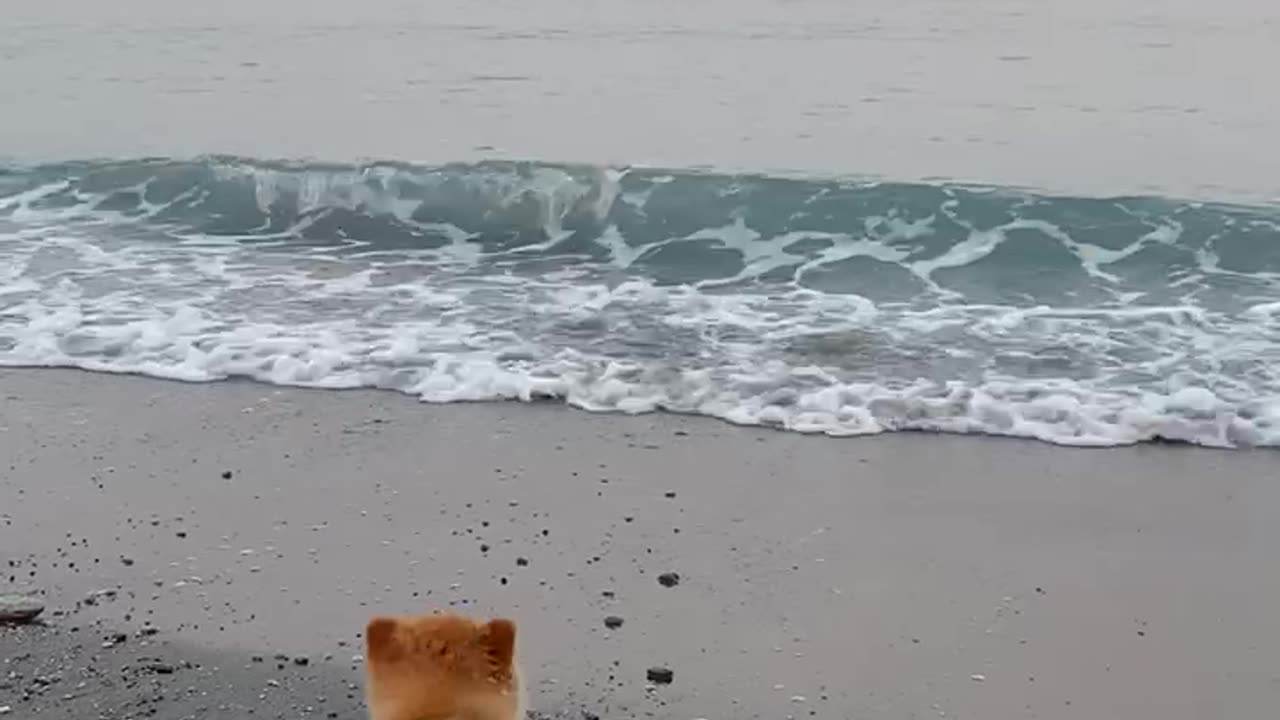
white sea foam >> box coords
[1,230,1277,448]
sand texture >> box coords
[2,369,1278,719]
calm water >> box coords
[2,0,1279,448]
[4,0,1278,200]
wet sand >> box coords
[2,368,1278,719]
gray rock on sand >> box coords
[0,593,45,623]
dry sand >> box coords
[2,368,1278,719]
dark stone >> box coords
[646,666,674,684]
[603,616,624,630]
[221,470,233,479]
[657,572,680,588]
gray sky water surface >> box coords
[2,0,1277,201]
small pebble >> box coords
[657,572,680,588]
[603,616,624,630]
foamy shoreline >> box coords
[2,368,1277,718]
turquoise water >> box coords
[3,158,1278,446]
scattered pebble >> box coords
[603,616,624,630]
[657,572,680,588]
[971,674,986,682]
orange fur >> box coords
[364,610,525,720]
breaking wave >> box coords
[2,156,1279,447]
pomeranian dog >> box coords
[364,610,525,720]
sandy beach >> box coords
[0,368,1276,718]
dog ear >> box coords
[366,617,400,660]
[478,618,516,671]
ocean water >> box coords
[2,0,1279,448]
